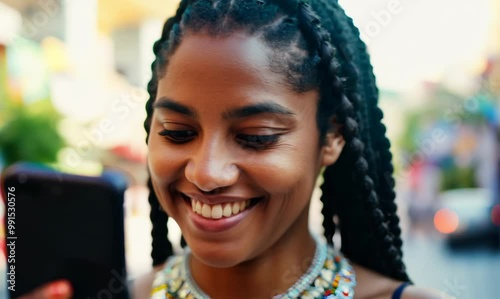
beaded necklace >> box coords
[151,237,356,299]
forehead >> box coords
[170,32,269,71]
[159,33,285,96]
[156,33,319,118]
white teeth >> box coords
[223,203,232,217]
[195,201,202,214]
[201,203,211,218]
[190,199,251,219]
[212,204,223,219]
[232,202,240,215]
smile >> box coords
[190,198,250,219]
[180,193,262,220]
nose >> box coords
[185,136,239,191]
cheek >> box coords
[245,148,319,195]
[147,134,186,193]
[147,138,190,220]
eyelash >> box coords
[236,134,280,150]
[158,129,281,150]
[158,129,197,143]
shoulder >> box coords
[350,262,455,299]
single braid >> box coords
[146,177,172,266]
[319,167,336,245]
[144,0,189,266]
[357,56,403,250]
[359,63,403,251]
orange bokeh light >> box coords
[434,208,459,234]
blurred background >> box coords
[0,0,499,298]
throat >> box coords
[187,234,318,299]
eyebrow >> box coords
[223,102,295,119]
[153,97,295,119]
[153,97,199,118]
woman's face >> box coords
[148,33,342,267]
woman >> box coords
[22,0,451,298]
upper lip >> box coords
[181,191,254,205]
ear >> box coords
[321,124,345,167]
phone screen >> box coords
[3,165,128,299]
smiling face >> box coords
[148,32,343,267]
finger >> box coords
[45,280,73,299]
[18,280,73,299]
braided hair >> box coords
[144,0,410,282]
[308,0,405,276]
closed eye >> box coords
[236,134,281,150]
[159,129,197,143]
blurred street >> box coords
[403,235,500,299]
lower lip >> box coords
[185,199,256,233]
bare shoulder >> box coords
[350,263,455,299]
[131,264,165,299]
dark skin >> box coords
[20,33,453,299]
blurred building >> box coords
[0,0,182,181]
[0,0,183,282]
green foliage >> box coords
[440,166,477,191]
[398,112,421,154]
[396,82,493,191]
[0,46,9,125]
[397,85,490,156]
[0,100,64,167]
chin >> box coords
[188,239,250,268]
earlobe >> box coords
[321,132,345,167]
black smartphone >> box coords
[1,163,129,299]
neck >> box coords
[189,217,316,298]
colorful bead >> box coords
[150,237,356,299]
[341,287,351,296]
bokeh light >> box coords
[434,208,460,234]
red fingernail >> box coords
[47,281,71,299]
